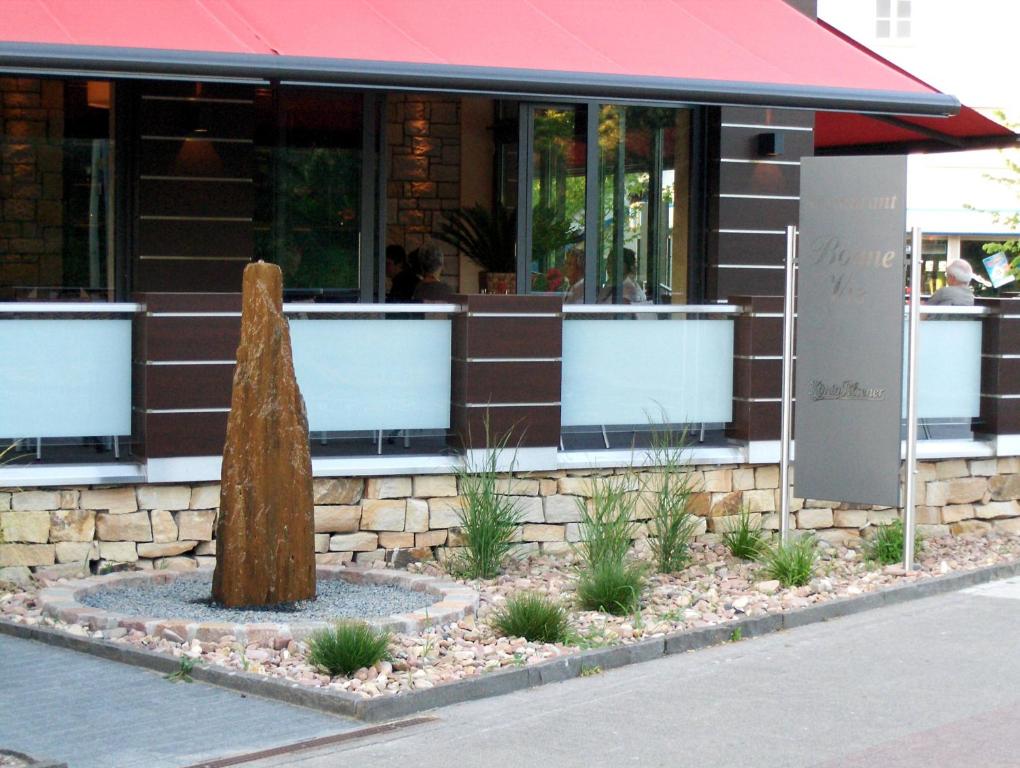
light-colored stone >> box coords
[744,489,776,513]
[195,556,216,569]
[945,477,987,505]
[176,509,215,541]
[378,532,415,549]
[557,477,593,496]
[495,478,540,496]
[412,474,458,498]
[703,470,732,493]
[709,491,742,517]
[355,549,386,564]
[365,477,412,499]
[970,459,998,477]
[59,490,79,509]
[520,524,565,542]
[988,474,1020,501]
[691,516,708,536]
[992,518,1020,534]
[195,541,217,555]
[754,466,779,490]
[428,497,464,528]
[98,541,138,562]
[973,501,1020,520]
[833,510,869,528]
[707,513,761,534]
[150,510,178,543]
[732,468,755,492]
[541,541,572,556]
[313,505,361,533]
[997,457,1020,474]
[804,498,840,509]
[0,543,55,567]
[360,499,406,531]
[316,552,354,565]
[941,504,973,524]
[0,492,9,511]
[797,508,834,529]
[312,478,363,505]
[155,557,198,571]
[54,542,98,564]
[915,506,941,525]
[96,511,152,542]
[80,487,137,513]
[404,498,429,533]
[137,541,198,557]
[950,519,992,536]
[544,494,582,523]
[814,529,860,546]
[564,523,583,542]
[189,484,221,510]
[539,479,558,496]
[329,532,378,552]
[11,491,60,512]
[935,459,969,480]
[760,513,780,530]
[0,565,32,583]
[867,509,900,526]
[512,496,544,523]
[924,481,949,507]
[415,530,447,548]
[0,511,49,543]
[916,524,950,539]
[137,485,191,511]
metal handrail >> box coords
[917,305,990,316]
[282,302,458,314]
[0,302,141,313]
[563,303,739,315]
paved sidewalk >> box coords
[246,579,1020,768]
[0,634,359,768]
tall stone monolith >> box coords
[212,261,316,607]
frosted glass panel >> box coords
[290,319,451,431]
[904,319,982,419]
[0,319,131,438]
[562,319,733,426]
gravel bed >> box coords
[77,575,436,623]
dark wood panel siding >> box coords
[145,364,235,410]
[715,267,786,298]
[145,411,230,458]
[144,315,241,361]
[138,179,254,218]
[135,259,247,293]
[718,198,799,232]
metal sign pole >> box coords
[903,227,922,570]
[779,225,797,544]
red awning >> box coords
[0,0,963,116]
[814,21,1016,153]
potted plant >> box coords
[435,204,517,293]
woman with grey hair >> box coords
[928,259,975,306]
[411,243,454,302]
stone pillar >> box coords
[212,262,315,607]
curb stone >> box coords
[3,558,1020,722]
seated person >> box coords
[928,259,975,306]
[564,247,585,304]
[597,248,647,304]
[385,244,419,302]
[411,243,454,302]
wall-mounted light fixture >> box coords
[756,132,784,157]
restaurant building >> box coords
[2,0,1019,572]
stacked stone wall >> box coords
[4,458,1020,577]
[0,77,64,294]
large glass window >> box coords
[255,88,364,301]
[0,78,114,301]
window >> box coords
[876,0,911,39]
[0,78,114,300]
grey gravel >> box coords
[78,576,436,624]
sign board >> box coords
[795,156,907,506]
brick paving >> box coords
[0,635,358,768]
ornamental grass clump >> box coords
[307,620,391,677]
[761,535,818,587]
[722,507,767,561]
[644,428,700,574]
[574,473,647,615]
[452,427,523,579]
[491,592,571,644]
[866,518,922,566]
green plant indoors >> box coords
[434,204,517,273]
[491,592,571,644]
[761,536,818,588]
[307,621,391,677]
[865,518,923,566]
[721,507,767,561]
[644,429,700,574]
[451,428,523,580]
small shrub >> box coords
[491,592,570,644]
[576,559,646,615]
[722,507,766,561]
[761,536,818,587]
[575,473,639,569]
[453,426,523,579]
[165,656,199,683]
[307,621,391,677]
[866,518,922,565]
[644,427,699,573]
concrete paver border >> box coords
[3,559,1019,722]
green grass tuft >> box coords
[307,621,391,677]
[491,592,571,644]
[761,535,818,587]
[721,507,766,561]
[866,518,922,565]
[576,559,647,615]
[644,427,699,574]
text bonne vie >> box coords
[807,236,897,304]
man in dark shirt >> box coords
[385,244,419,302]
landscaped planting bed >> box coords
[2,531,1019,699]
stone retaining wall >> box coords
[4,458,1020,577]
